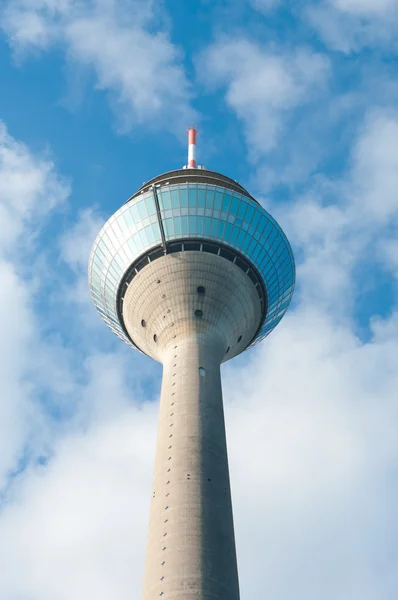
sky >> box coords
[0,0,397,598]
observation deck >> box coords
[88,167,295,359]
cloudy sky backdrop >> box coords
[0,1,397,599]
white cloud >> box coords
[199,39,330,159]
[0,122,69,490]
[250,0,280,11]
[308,0,398,53]
[0,0,195,131]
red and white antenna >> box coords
[187,126,198,168]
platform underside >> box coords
[121,251,263,363]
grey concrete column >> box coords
[142,333,240,600]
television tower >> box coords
[88,129,295,599]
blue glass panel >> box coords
[181,216,189,234]
[215,191,223,210]
[189,215,197,233]
[165,218,174,236]
[245,204,254,223]
[258,215,268,235]
[224,222,233,241]
[211,218,219,237]
[160,190,171,210]
[197,189,205,207]
[197,216,203,234]
[222,194,232,213]
[131,204,140,222]
[251,210,261,229]
[128,238,137,253]
[138,229,148,247]
[145,225,154,244]
[188,188,196,207]
[171,189,179,208]
[152,222,160,239]
[117,214,130,236]
[93,255,103,269]
[238,202,247,219]
[133,232,143,250]
[205,189,215,209]
[137,201,148,219]
[248,237,257,254]
[174,217,181,235]
[180,187,188,207]
[231,225,240,244]
[145,195,156,215]
[218,220,226,238]
[237,228,246,246]
[204,217,212,235]
[230,197,239,215]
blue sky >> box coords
[0,1,398,599]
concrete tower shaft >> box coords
[122,252,261,598]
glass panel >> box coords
[123,209,135,229]
[189,215,197,233]
[138,200,148,219]
[145,195,156,215]
[160,190,171,210]
[224,222,233,241]
[231,225,240,244]
[204,217,212,235]
[237,228,246,245]
[197,216,204,234]
[171,189,179,208]
[181,216,189,234]
[131,204,140,222]
[242,232,251,251]
[211,218,218,237]
[230,197,239,215]
[251,210,261,229]
[188,188,197,207]
[222,194,232,213]
[152,222,161,239]
[248,237,257,254]
[215,191,223,210]
[180,187,188,207]
[218,220,226,238]
[133,232,143,250]
[128,238,137,253]
[245,204,254,224]
[145,224,154,244]
[165,218,174,236]
[238,201,247,219]
[174,217,181,235]
[205,189,214,209]
[138,228,148,247]
[117,215,130,237]
[197,189,205,207]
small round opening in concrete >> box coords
[226,346,230,354]
[195,309,203,318]
[157,279,161,284]
[197,286,205,295]
[153,334,158,343]
[237,335,242,343]
[199,367,205,377]
[141,319,146,327]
